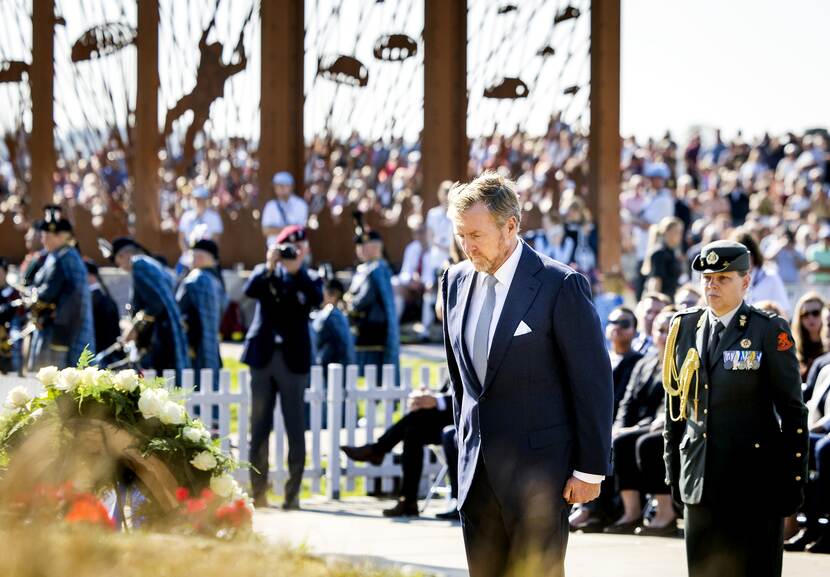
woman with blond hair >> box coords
[640,216,684,299]
[792,292,827,382]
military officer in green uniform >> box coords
[662,240,809,577]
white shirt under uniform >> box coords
[463,240,604,485]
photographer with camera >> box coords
[242,225,322,510]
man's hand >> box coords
[266,246,280,272]
[562,476,601,504]
[408,390,437,412]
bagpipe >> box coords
[92,305,154,370]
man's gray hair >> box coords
[447,170,522,231]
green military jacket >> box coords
[663,301,809,510]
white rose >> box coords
[182,426,209,444]
[56,368,82,392]
[4,386,32,410]
[36,366,60,388]
[209,474,237,498]
[190,451,217,471]
[138,388,168,419]
[92,369,113,390]
[81,367,100,388]
[113,369,139,393]
[159,401,186,426]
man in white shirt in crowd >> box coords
[262,171,309,247]
[394,222,432,341]
[628,163,675,293]
[178,185,223,271]
[179,185,224,250]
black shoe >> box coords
[436,507,460,521]
[281,498,301,511]
[635,521,678,537]
[382,500,419,518]
[806,533,830,554]
[253,494,269,509]
[341,444,385,466]
[603,518,642,535]
[572,517,609,533]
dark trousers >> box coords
[442,425,459,500]
[635,430,669,495]
[460,460,569,577]
[685,504,783,577]
[374,407,453,503]
[249,349,308,503]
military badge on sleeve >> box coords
[777,332,794,352]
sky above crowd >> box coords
[0,0,828,151]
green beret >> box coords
[692,240,751,273]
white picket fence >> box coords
[0,363,449,500]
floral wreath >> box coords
[0,349,251,535]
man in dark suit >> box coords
[663,240,809,577]
[442,172,613,577]
[242,225,322,510]
[340,383,454,518]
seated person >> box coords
[341,381,454,518]
[603,308,678,536]
[786,362,830,553]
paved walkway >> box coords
[254,497,830,576]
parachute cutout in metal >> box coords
[317,55,369,87]
[71,22,137,63]
[484,77,529,99]
[373,34,418,61]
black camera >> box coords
[278,244,298,260]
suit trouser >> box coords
[685,504,783,577]
[460,459,569,577]
[249,348,307,502]
[374,407,452,503]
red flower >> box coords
[65,494,115,530]
[175,487,190,502]
[186,497,208,514]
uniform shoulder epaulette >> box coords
[674,306,705,317]
[748,305,778,319]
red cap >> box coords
[274,225,306,244]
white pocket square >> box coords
[513,321,532,337]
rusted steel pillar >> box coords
[259,0,304,206]
[422,0,468,209]
[134,0,161,250]
[589,0,622,273]
[29,0,56,216]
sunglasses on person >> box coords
[608,318,634,329]
[802,308,823,318]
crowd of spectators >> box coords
[3,122,830,314]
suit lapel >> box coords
[482,243,542,392]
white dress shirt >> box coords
[464,240,603,484]
[708,302,742,334]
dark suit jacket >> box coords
[241,264,322,373]
[612,350,643,419]
[442,241,614,509]
[614,350,664,429]
[91,286,121,352]
[663,302,808,512]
